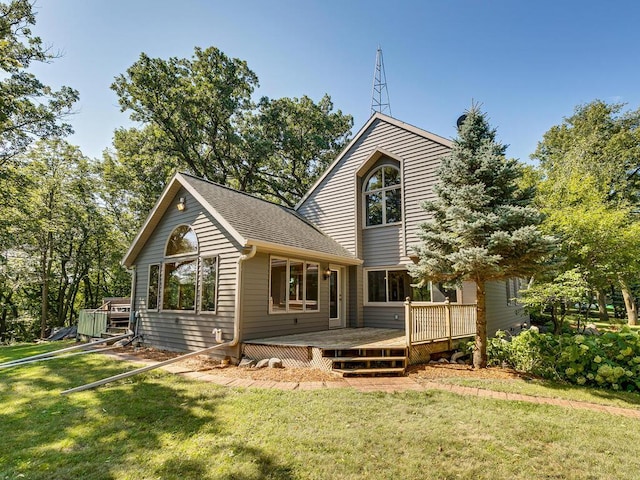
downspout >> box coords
[229,245,258,348]
[127,267,139,337]
[60,245,258,395]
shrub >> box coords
[488,327,640,392]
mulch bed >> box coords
[112,345,525,383]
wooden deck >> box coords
[244,328,405,350]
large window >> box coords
[163,260,197,310]
[364,165,402,226]
[270,257,319,313]
[366,269,430,303]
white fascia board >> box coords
[121,172,183,268]
[245,239,363,266]
[176,173,247,247]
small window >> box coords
[166,225,198,256]
[147,264,160,310]
[163,259,197,310]
[270,257,320,313]
[363,165,402,227]
[201,257,218,312]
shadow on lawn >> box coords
[1,353,294,480]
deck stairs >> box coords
[101,326,130,339]
[325,346,407,376]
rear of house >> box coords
[122,113,527,363]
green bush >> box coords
[488,328,640,392]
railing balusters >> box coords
[405,302,477,346]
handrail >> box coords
[89,301,111,314]
[404,298,476,347]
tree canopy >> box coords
[107,46,353,223]
[533,100,640,325]
[0,0,78,166]
[410,105,555,367]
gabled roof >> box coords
[122,172,360,268]
[295,112,453,209]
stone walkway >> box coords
[106,352,640,419]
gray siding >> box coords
[363,306,404,329]
[297,118,450,330]
[241,252,333,340]
[362,225,403,267]
[348,265,364,327]
[134,187,242,355]
[298,118,450,259]
[485,280,529,336]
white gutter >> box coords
[60,245,258,395]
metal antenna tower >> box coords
[371,46,391,116]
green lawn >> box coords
[2,343,640,480]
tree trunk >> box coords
[473,279,487,369]
[619,278,638,326]
[595,288,609,322]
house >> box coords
[122,113,528,370]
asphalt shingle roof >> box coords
[180,173,356,260]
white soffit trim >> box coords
[246,239,363,266]
[355,146,404,177]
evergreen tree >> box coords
[410,105,555,368]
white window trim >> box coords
[268,256,320,314]
[362,165,403,229]
[199,255,219,314]
[364,267,414,306]
[161,256,199,313]
[147,263,161,311]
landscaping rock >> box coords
[437,358,449,364]
[238,357,256,368]
[255,359,270,369]
[268,357,283,368]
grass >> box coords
[2,343,640,479]
[428,375,640,408]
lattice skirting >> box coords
[241,343,332,371]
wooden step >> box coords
[333,367,405,376]
[326,356,406,362]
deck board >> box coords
[244,328,406,349]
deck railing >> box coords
[404,298,477,347]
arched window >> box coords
[165,225,198,256]
[363,165,402,226]
[163,225,199,311]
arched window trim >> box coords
[362,164,402,227]
[164,224,199,258]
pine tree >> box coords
[410,105,555,368]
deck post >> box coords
[445,298,452,350]
[404,297,412,347]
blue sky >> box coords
[30,0,640,163]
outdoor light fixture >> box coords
[176,197,186,211]
[323,268,332,280]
